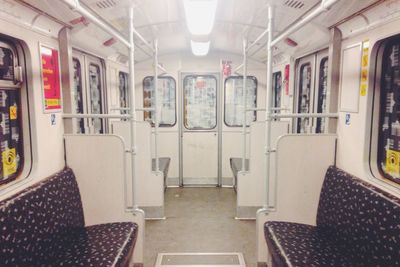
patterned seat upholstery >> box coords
[264,166,400,267]
[0,168,138,266]
[265,222,349,267]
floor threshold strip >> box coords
[155,252,246,267]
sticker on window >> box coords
[386,149,400,177]
[2,147,16,177]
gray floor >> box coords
[144,188,256,266]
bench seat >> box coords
[54,222,137,266]
[152,157,171,189]
[265,222,349,267]
[264,166,400,267]
[0,168,138,266]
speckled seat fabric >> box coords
[264,166,400,267]
[0,168,138,266]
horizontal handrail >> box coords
[271,113,339,119]
[247,29,269,52]
[63,113,132,119]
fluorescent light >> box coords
[183,0,217,35]
[191,40,210,56]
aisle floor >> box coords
[144,188,256,266]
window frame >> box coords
[370,34,400,188]
[183,74,218,130]
[224,75,258,127]
[0,39,31,189]
[142,75,177,127]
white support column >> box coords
[241,39,248,172]
[154,39,160,172]
[264,5,274,209]
[129,6,138,208]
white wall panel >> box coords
[64,134,145,265]
[336,18,400,196]
[256,134,337,265]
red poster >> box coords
[284,64,290,96]
[40,45,61,111]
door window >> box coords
[143,76,176,127]
[183,75,217,130]
[224,76,257,127]
[297,63,312,133]
[88,63,103,133]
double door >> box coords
[72,50,106,134]
[295,49,329,133]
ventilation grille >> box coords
[95,0,116,9]
[284,0,305,9]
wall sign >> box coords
[345,113,351,125]
[40,44,62,112]
[284,64,290,96]
[360,39,370,97]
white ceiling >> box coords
[19,0,381,62]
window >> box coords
[224,76,257,127]
[119,72,129,115]
[0,43,24,186]
[297,63,312,133]
[72,58,84,133]
[88,63,103,133]
[143,76,176,127]
[272,72,282,111]
[377,38,400,185]
[316,57,329,133]
[183,75,217,130]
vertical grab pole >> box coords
[264,5,274,209]
[154,39,160,172]
[241,39,248,172]
[128,6,138,208]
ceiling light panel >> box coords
[191,40,210,56]
[183,0,218,35]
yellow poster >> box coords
[9,105,17,120]
[360,39,370,97]
[2,148,17,177]
[386,149,400,176]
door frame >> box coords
[178,71,222,187]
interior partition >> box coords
[64,134,145,266]
[256,134,337,266]
[112,121,165,219]
[236,121,289,219]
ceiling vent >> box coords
[284,0,305,9]
[95,0,116,9]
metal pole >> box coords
[241,39,248,172]
[272,113,339,119]
[264,5,274,209]
[63,114,132,119]
[247,28,269,52]
[129,6,138,209]
[234,63,244,73]
[271,0,340,47]
[154,39,160,172]
[59,0,131,48]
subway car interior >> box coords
[0,0,400,266]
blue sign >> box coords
[51,114,56,126]
[345,113,351,125]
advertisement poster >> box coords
[40,45,61,111]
